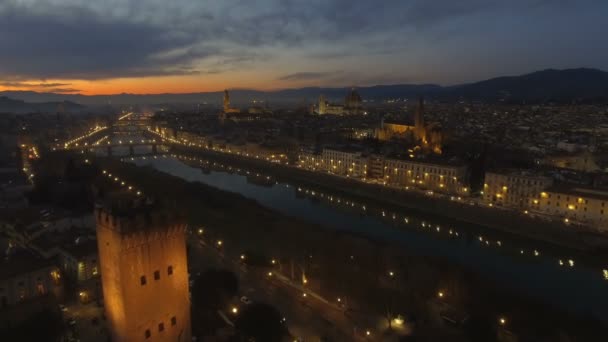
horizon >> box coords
[0,67,605,98]
[1,1,607,95]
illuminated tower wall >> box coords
[414,97,427,143]
[223,89,230,113]
[96,207,191,342]
[318,95,327,114]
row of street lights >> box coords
[125,153,608,284]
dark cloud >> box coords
[37,83,71,88]
[0,81,72,88]
[44,88,81,93]
[278,72,341,81]
[0,3,209,79]
[0,0,605,83]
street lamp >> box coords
[499,317,507,326]
[231,307,238,315]
[437,291,444,298]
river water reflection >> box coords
[127,154,608,320]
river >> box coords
[120,152,608,321]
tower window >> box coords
[154,271,160,280]
[145,329,151,338]
[167,266,173,275]
[171,316,177,326]
[158,323,164,332]
[140,276,146,285]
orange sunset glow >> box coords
[0,73,287,96]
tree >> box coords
[191,269,239,311]
[234,303,287,342]
[3,308,65,342]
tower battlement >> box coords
[95,206,185,235]
[95,197,191,341]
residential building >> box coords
[483,170,553,209]
[533,186,608,231]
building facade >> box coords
[0,253,61,309]
[96,205,191,342]
[316,89,363,115]
[375,97,443,154]
[298,148,468,195]
[532,186,608,231]
[383,158,469,195]
[483,170,553,209]
[299,148,367,178]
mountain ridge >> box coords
[1,68,607,106]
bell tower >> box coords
[414,96,427,143]
[223,89,231,113]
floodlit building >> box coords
[532,186,608,231]
[375,97,444,153]
[383,157,468,194]
[316,88,363,115]
[96,199,191,342]
[299,147,367,178]
[483,170,553,209]
[222,89,240,114]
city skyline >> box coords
[1,0,607,95]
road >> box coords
[188,236,378,341]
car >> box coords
[240,296,252,305]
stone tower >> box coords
[223,89,230,113]
[414,96,427,143]
[96,200,191,342]
[318,95,327,114]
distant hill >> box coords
[0,96,85,114]
[1,68,607,107]
[445,68,608,103]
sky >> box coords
[0,0,607,95]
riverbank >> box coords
[172,146,608,254]
[100,153,606,340]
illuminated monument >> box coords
[316,88,362,115]
[375,97,444,154]
[223,89,240,114]
[96,197,191,341]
